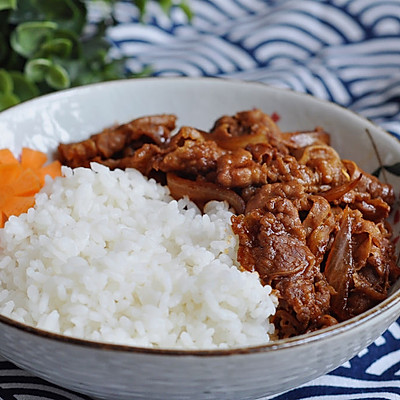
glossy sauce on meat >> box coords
[58,109,400,338]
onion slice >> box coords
[319,175,362,202]
[324,207,354,321]
[166,173,245,214]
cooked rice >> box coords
[0,163,276,349]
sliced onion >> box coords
[166,173,245,214]
[298,144,341,165]
[319,175,362,202]
[324,207,354,321]
[209,131,269,151]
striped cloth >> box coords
[1,1,400,399]
[107,0,400,139]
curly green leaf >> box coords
[0,0,16,11]
[39,37,73,58]
[25,58,70,90]
[53,29,81,58]
[10,21,58,58]
[0,69,13,93]
[46,63,70,89]
[31,0,87,33]
[0,92,19,111]
[179,1,193,21]
[8,71,39,101]
[0,0,193,111]
[134,0,148,19]
[159,0,172,14]
[25,58,53,82]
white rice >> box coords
[0,163,276,349]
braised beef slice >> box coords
[208,109,285,153]
[232,196,335,337]
[153,127,225,176]
[58,114,176,168]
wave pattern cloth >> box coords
[1,0,400,399]
[107,0,400,139]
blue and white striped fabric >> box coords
[107,0,400,140]
[1,1,400,399]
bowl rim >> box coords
[1,76,400,356]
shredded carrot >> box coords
[0,147,62,228]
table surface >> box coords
[1,1,400,399]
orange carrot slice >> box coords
[2,196,36,218]
[37,160,62,185]
[0,147,62,228]
[0,163,22,186]
[11,169,41,196]
[21,147,47,169]
[0,211,6,227]
[0,149,18,165]
[0,186,13,208]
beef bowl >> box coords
[0,77,400,400]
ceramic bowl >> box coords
[0,77,400,400]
